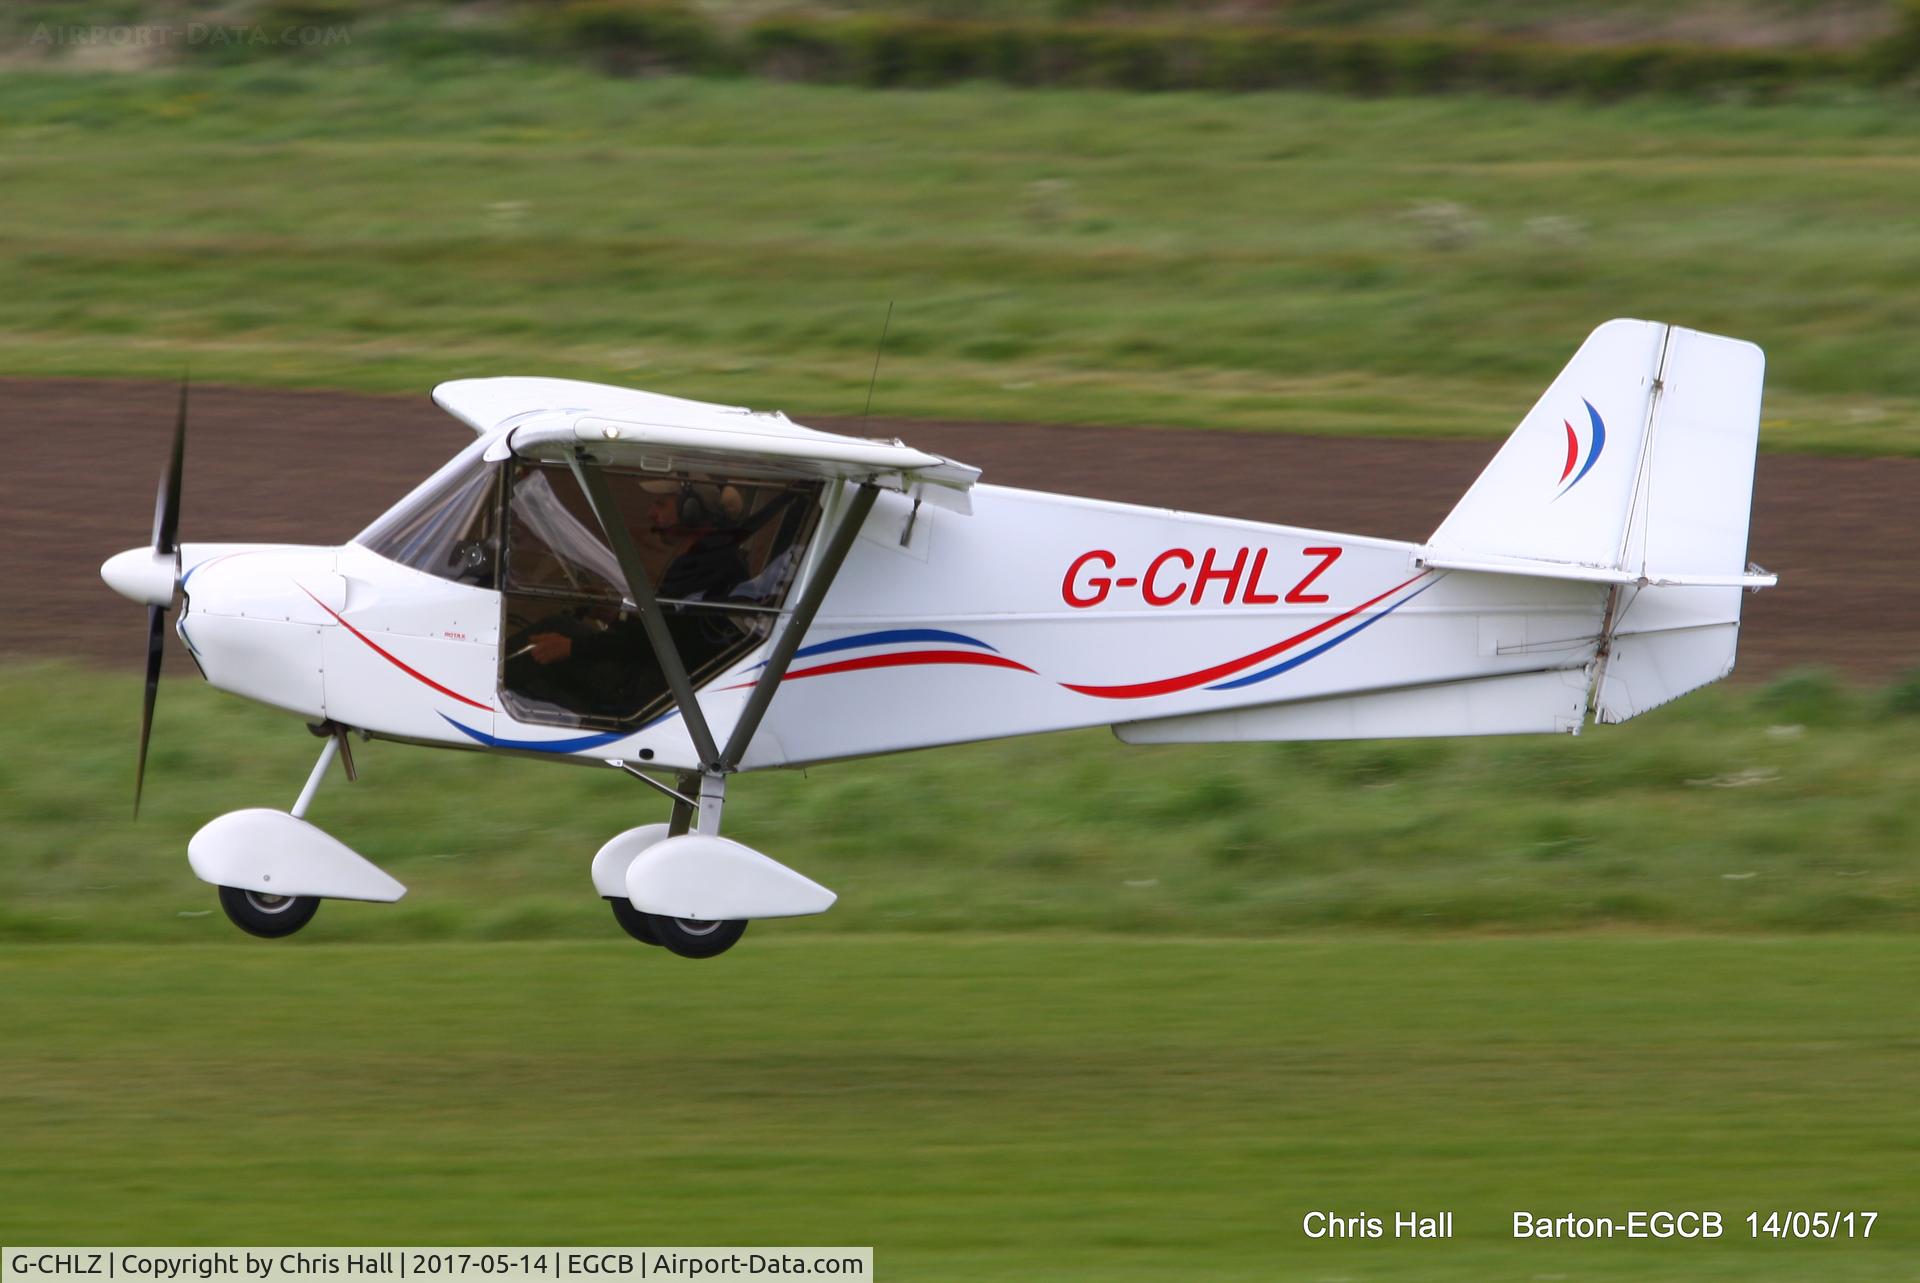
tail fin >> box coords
[1421,319,1774,722]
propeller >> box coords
[134,379,189,815]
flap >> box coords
[1415,549,1778,589]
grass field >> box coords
[4,663,1917,940]
[1,937,1915,1278]
[6,68,1920,452]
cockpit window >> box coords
[357,454,500,588]
[504,467,627,600]
[499,463,823,731]
[502,463,817,606]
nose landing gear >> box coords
[190,728,404,940]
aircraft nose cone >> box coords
[102,546,177,606]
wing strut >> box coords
[568,451,725,771]
[720,482,878,769]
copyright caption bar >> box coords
[3,1251,872,1282]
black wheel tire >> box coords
[217,885,320,939]
[645,914,747,959]
[608,897,662,946]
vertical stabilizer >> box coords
[1423,319,1769,723]
[1428,318,1667,570]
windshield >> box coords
[357,450,501,588]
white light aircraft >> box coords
[102,319,1775,956]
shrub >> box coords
[743,17,853,83]
[528,1,725,77]
[1867,0,1920,83]
[1757,667,1855,727]
[524,9,1872,100]
[1883,669,1920,717]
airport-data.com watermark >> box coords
[28,22,353,49]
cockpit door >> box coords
[496,462,822,734]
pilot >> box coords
[518,482,751,672]
[658,484,750,602]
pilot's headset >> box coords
[675,483,714,529]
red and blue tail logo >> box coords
[1557,399,1606,497]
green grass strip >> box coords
[6,662,1917,940]
[0,937,1914,1275]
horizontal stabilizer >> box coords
[1415,550,1776,590]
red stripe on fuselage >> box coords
[297,585,492,711]
[775,650,1036,684]
[1060,571,1431,699]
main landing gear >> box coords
[596,770,754,960]
[590,767,835,959]
[609,895,749,959]
[219,886,321,938]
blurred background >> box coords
[2,1,1917,1276]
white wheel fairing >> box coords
[590,823,673,898]
[625,834,836,921]
[188,808,407,903]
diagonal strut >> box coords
[568,451,724,770]
[720,482,878,770]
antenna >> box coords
[861,300,894,424]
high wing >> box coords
[434,376,978,511]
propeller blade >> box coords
[135,376,186,815]
[135,603,165,816]
[152,377,187,556]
